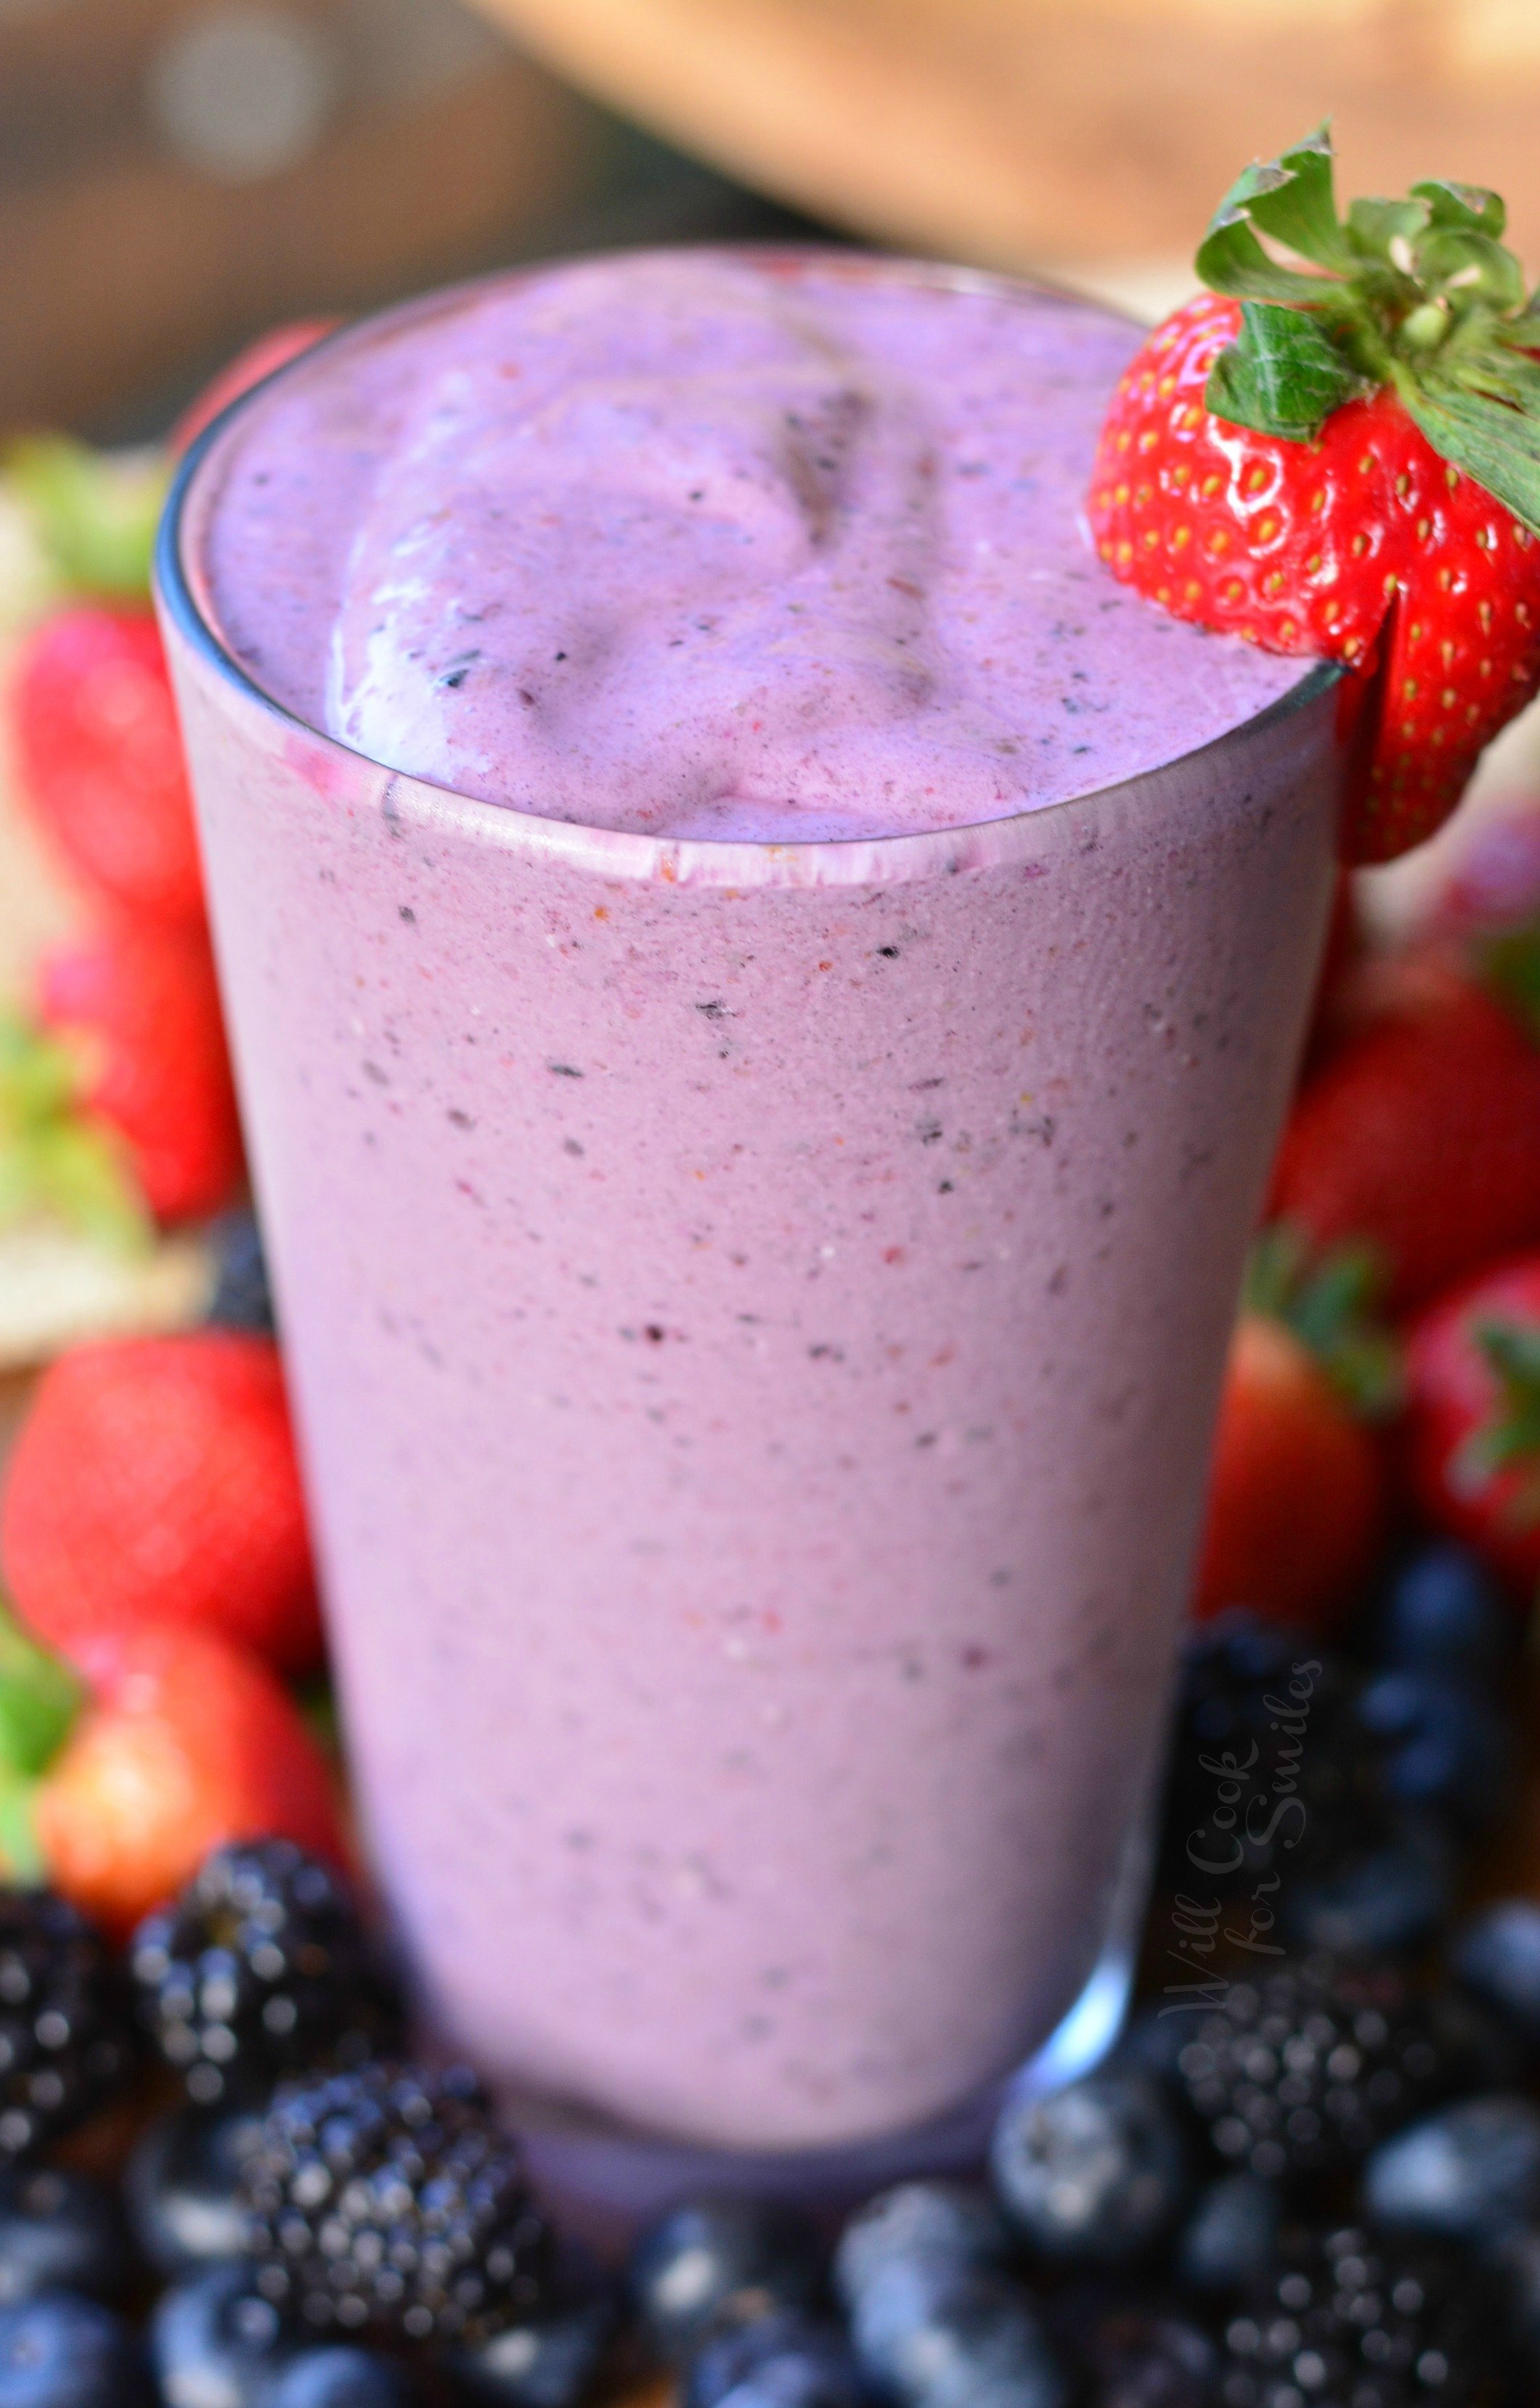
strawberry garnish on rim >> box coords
[1087,128,1540,863]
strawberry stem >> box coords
[1197,128,1540,531]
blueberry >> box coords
[1454,1901,1540,2052]
[205,1213,274,1336]
[261,2356,412,2408]
[628,2201,824,2364]
[1077,2305,1218,2408]
[1279,1812,1453,1956]
[1363,2095,1540,2245]
[1354,1669,1512,1829]
[0,2299,151,2408]
[124,2108,266,2280]
[445,2253,619,2408]
[849,2260,1067,2408]
[1373,1546,1509,1684]
[990,2073,1187,2265]
[685,2314,865,2408]
[1172,2174,1279,2299]
[0,2171,136,2308]
[151,2264,294,2408]
[833,2184,1014,2312]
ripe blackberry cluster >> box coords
[131,1841,402,2106]
[1218,2225,1510,2408]
[1160,1617,1393,1901]
[1173,1956,1452,2182]
[0,1890,136,2160]
[241,2061,553,2346]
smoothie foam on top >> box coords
[201,251,1308,843]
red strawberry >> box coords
[12,607,203,923]
[1403,1252,1540,1596]
[171,319,338,455]
[1269,941,1540,1310]
[37,918,243,1223]
[1086,131,1540,863]
[32,1625,343,1935]
[1194,1229,1394,1629]
[1,1332,322,1677]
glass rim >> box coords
[155,244,1343,894]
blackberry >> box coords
[0,1893,136,2160]
[1160,1616,1392,1903]
[1171,1957,1454,2184]
[242,2062,553,2348]
[131,1842,401,2106]
[1217,2224,1512,2407]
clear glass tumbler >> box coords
[157,276,1345,2221]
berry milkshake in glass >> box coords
[156,250,1344,2211]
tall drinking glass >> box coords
[156,257,1345,2218]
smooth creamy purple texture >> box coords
[170,253,1338,2160]
[203,252,1303,839]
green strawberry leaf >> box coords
[1480,918,1540,1040]
[1414,229,1527,316]
[6,437,168,605]
[1455,1318,1540,1522]
[1238,126,1356,272]
[1191,130,1540,502]
[1347,195,1432,263]
[31,1123,153,1254]
[296,1675,341,1759]
[1243,1223,1401,1419]
[0,1770,44,1887]
[1195,215,1339,310]
[0,1602,80,1779]
[1396,369,1540,534]
[1413,179,1507,239]
[0,1016,76,1127]
[1206,301,1372,441]
[0,1013,152,1254]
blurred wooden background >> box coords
[0,0,608,435]
[465,0,1540,286]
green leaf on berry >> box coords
[1479,918,1540,1042]
[0,1602,80,1779]
[1244,1223,1401,1419]
[1206,302,1372,441]
[1397,364,1540,536]
[6,437,168,605]
[0,1016,151,1254]
[1412,180,1507,240]
[1195,125,1540,528]
[1456,1318,1540,1525]
[0,1771,44,1887]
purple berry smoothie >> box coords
[159,250,1344,2161]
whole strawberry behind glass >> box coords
[152,138,1538,2221]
